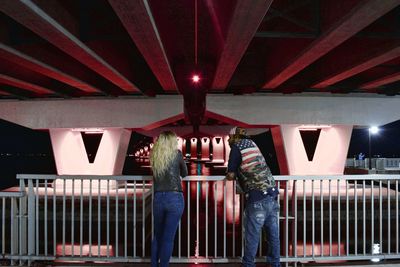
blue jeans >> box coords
[151,191,184,267]
[243,195,280,267]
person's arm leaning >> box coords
[225,145,241,181]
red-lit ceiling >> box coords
[0,0,399,126]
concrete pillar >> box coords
[182,139,186,155]
[224,135,230,166]
[211,136,224,163]
[278,125,353,175]
[190,137,198,159]
[177,137,186,155]
[49,128,131,189]
[200,137,210,160]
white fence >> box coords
[346,158,400,170]
[0,174,400,265]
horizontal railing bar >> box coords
[16,174,153,181]
[275,175,400,181]
[0,191,25,198]
[15,174,400,181]
[3,254,399,263]
[182,176,225,181]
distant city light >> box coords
[192,74,200,83]
[369,126,379,134]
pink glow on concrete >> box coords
[177,137,186,154]
[50,128,131,175]
[200,137,210,160]
[214,181,224,203]
[212,180,240,224]
[224,135,230,166]
[37,184,151,197]
[182,139,186,155]
[177,137,183,152]
[289,243,345,262]
[211,136,224,163]
[190,137,198,159]
[225,180,240,224]
[56,244,114,257]
[280,125,352,175]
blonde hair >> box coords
[150,131,178,177]
[228,127,247,146]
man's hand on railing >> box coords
[225,172,235,181]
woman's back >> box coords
[152,150,187,192]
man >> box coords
[226,127,280,267]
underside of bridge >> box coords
[0,0,399,131]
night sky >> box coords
[0,118,399,189]
[348,120,400,158]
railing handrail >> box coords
[0,191,25,198]
[16,173,400,181]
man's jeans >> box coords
[151,191,184,267]
[242,195,280,267]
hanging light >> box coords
[192,74,200,83]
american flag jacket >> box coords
[236,138,276,192]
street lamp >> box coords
[368,126,379,170]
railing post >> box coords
[27,179,36,260]
[18,179,27,266]
[10,198,18,265]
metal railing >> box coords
[0,174,399,265]
[346,158,400,170]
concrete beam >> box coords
[109,0,177,92]
[263,0,400,89]
[0,44,102,93]
[206,94,400,126]
[211,0,272,90]
[0,96,183,129]
[0,0,140,93]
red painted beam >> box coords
[0,90,12,96]
[109,0,177,93]
[313,45,400,88]
[270,126,289,175]
[360,71,400,90]
[204,111,272,128]
[0,74,54,94]
[0,44,102,94]
[0,0,140,93]
[211,0,272,91]
[141,114,185,131]
[263,0,400,89]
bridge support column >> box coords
[49,128,131,189]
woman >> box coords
[150,131,188,267]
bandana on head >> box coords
[229,126,237,135]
